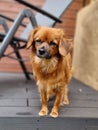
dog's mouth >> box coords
[37,48,51,59]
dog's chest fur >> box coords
[34,56,59,74]
[32,55,67,84]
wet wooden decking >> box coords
[0,73,98,130]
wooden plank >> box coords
[29,98,98,108]
[0,86,27,99]
[60,108,98,118]
[69,100,98,108]
[0,99,26,107]
[69,78,98,94]
[35,118,86,130]
[87,119,98,125]
[87,127,98,130]
[0,107,37,117]
[69,93,98,101]
[0,117,37,130]
[0,73,32,99]
[0,117,97,130]
[0,106,97,118]
[0,118,86,130]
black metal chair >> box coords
[0,15,31,80]
[0,0,73,80]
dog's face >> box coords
[27,27,72,58]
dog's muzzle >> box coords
[37,46,51,59]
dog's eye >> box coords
[35,39,42,44]
[50,41,57,47]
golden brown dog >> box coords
[27,26,73,117]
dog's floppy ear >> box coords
[59,36,73,56]
[26,27,39,49]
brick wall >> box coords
[0,0,83,72]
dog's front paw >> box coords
[50,110,58,118]
[39,108,48,116]
[63,98,69,105]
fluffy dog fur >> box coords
[27,26,73,117]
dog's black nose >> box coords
[39,47,45,55]
[37,47,51,59]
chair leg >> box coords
[14,48,31,80]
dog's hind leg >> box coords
[63,85,69,105]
